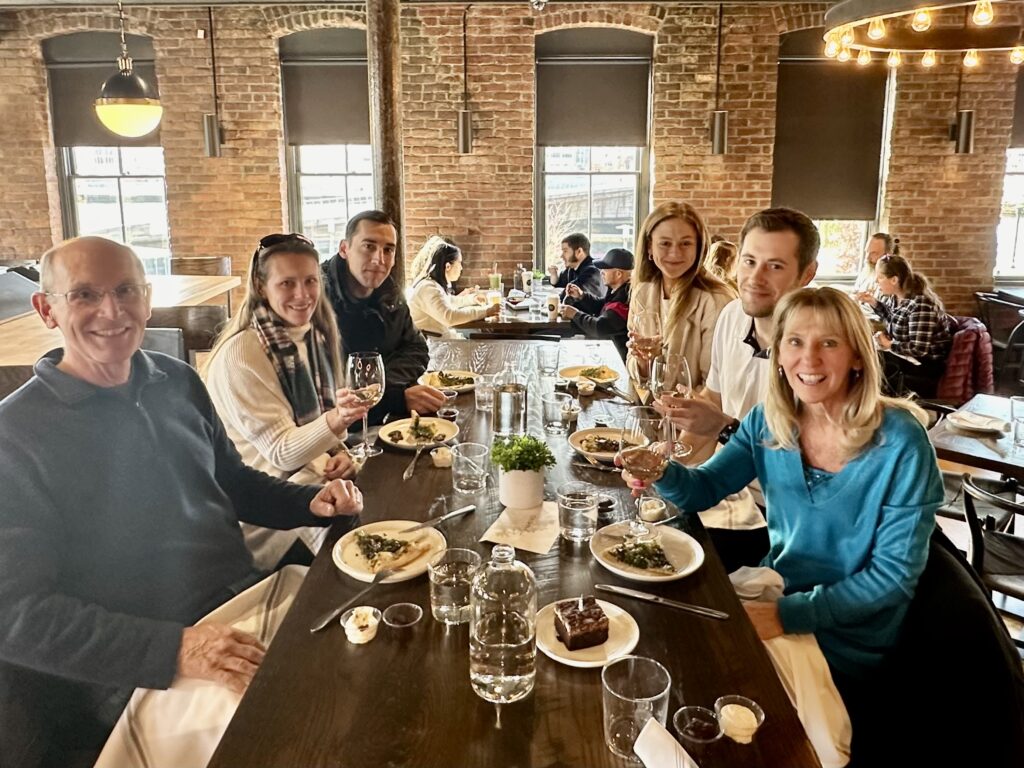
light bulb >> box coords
[1012,46,1024,65]
[824,38,840,58]
[837,46,852,62]
[867,18,886,40]
[964,49,980,67]
[911,10,931,32]
[857,48,872,66]
[888,50,902,67]
[922,49,937,67]
[973,0,994,26]
[840,26,855,45]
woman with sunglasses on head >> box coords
[408,235,498,337]
[203,233,371,571]
[857,253,952,397]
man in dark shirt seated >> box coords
[560,248,633,360]
[322,210,445,424]
[0,236,364,767]
[547,232,603,300]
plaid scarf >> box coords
[251,303,336,426]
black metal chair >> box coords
[975,292,1024,391]
[141,328,186,362]
[147,305,227,366]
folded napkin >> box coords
[480,501,559,554]
[633,717,699,768]
[948,411,1008,432]
[729,565,784,602]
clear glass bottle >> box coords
[469,544,537,704]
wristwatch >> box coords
[717,418,740,445]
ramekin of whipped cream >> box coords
[430,446,453,468]
[340,606,382,644]
[714,695,764,744]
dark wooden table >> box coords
[929,393,1024,482]
[459,286,572,335]
[208,339,819,768]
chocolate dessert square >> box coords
[554,596,609,651]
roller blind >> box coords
[1011,69,1024,148]
[771,29,887,220]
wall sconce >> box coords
[952,109,975,154]
[710,4,728,155]
[457,7,473,154]
[203,7,223,157]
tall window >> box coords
[59,147,170,275]
[541,146,643,264]
[288,145,374,257]
[814,219,872,278]
[997,148,1024,277]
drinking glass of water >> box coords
[557,481,598,542]
[452,442,489,493]
[602,655,672,763]
[428,547,482,626]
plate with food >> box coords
[332,520,446,583]
[569,427,647,463]
[590,522,704,582]
[945,411,1009,436]
[417,369,479,393]
[536,597,639,669]
[559,365,619,385]
[377,411,460,451]
[505,296,532,311]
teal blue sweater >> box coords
[656,404,941,675]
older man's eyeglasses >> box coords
[46,283,151,308]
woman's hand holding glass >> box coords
[650,353,693,460]
[616,406,672,540]
[325,388,372,437]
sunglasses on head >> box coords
[252,233,315,263]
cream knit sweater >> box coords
[408,279,490,337]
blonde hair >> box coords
[703,240,738,290]
[764,286,925,460]
[631,201,733,331]
[204,240,342,383]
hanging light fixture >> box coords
[888,49,902,67]
[857,47,873,65]
[825,36,841,58]
[710,4,728,156]
[457,6,473,154]
[973,0,995,25]
[922,49,938,67]
[867,17,886,40]
[963,47,980,66]
[838,45,853,61]
[911,10,932,32]
[202,6,222,157]
[94,0,162,138]
[1011,45,1024,64]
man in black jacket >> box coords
[547,232,603,300]
[322,210,444,424]
[560,247,633,360]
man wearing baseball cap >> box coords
[560,247,633,360]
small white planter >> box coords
[498,468,545,509]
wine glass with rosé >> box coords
[626,311,662,402]
[617,406,671,540]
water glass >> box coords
[452,442,489,493]
[428,548,482,625]
[557,481,598,542]
[602,655,672,762]
[492,383,528,436]
[1012,396,1024,450]
[474,374,495,412]
[537,344,560,375]
[543,392,575,435]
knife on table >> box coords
[400,504,476,533]
[583,374,635,404]
[596,584,729,621]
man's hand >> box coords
[564,283,583,299]
[743,601,784,641]
[874,330,893,350]
[484,303,501,318]
[655,395,730,439]
[560,304,579,320]
[310,478,363,518]
[326,389,372,436]
[177,624,266,694]
[323,452,359,480]
[547,264,561,283]
[404,384,446,414]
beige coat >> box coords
[628,279,733,388]
[408,279,490,338]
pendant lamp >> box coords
[94,0,162,138]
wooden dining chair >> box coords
[961,474,1024,625]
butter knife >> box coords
[583,374,635,404]
[400,504,475,533]
[595,584,729,621]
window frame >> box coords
[995,147,1024,283]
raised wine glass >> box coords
[651,353,693,460]
[627,311,662,402]
[346,351,385,458]
[617,406,671,541]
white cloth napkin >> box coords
[633,717,699,768]
[948,411,1008,431]
[480,501,560,554]
[95,565,307,768]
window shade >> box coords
[1011,69,1024,148]
[281,62,370,145]
[771,58,887,220]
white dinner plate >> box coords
[377,417,460,451]
[590,522,704,583]
[559,365,619,385]
[946,411,1009,435]
[536,599,640,668]
[332,520,446,583]
[568,427,648,464]
[417,370,479,393]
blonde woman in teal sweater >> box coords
[632,287,942,747]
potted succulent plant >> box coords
[491,434,556,509]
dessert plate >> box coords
[536,599,639,668]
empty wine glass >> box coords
[651,353,693,460]
[627,311,662,401]
[617,406,671,540]
[346,351,385,458]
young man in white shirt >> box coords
[662,208,819,571]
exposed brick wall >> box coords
[0,2,1017,316]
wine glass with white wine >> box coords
[346,351,385,458]
[627,311,662,402]
[617,406,671,541]
[651,352,693,460]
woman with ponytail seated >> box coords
[203,233,370,570]
[858,254,953,398]
[408,236,498,338]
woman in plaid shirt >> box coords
[858,254,952,397]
